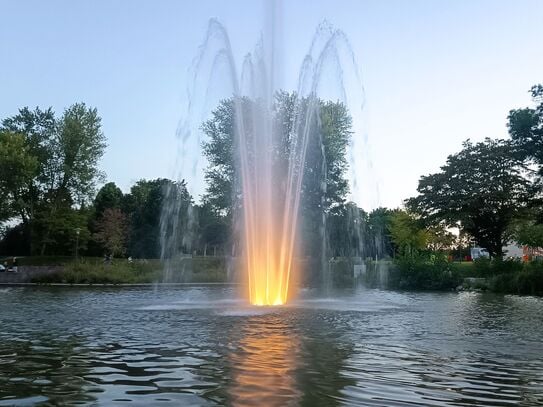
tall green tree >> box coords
[124,178,192,258]
[406,138,534,257]
[327,202,367,257]
[0,103,106,254]
[0,131,38,222]
[93,182,124,216]
[87,182,125,256]
[202,93,352,214]
[508,84,543,178]
[1,107,56,226]
[367,207,395,258]
[388,210,428,257]
[201,92,353,258]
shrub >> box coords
[390,253,462,291]
[489,260,543,295]
[32,259,160,284]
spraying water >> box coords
[161,7,375,305]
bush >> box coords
[31,256,230,284]
[32,259,160,284]
[390,253,462,291]
[490,260,543,295]
[191,256,228,282]
[329,258,355,287]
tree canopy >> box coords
[407,138,535,257]
[508,84,543,179]
[0,104,106,254]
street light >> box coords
[75,228,80,261]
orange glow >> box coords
[236,99,309,306]
[229,317,300,405]
[240,171,300,306]
[242,215,295,306]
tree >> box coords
[388,210,428,257]
[0,131,38,222]
[195,202,229,256]
[508,84,543,178]
[87,182,125,256]
[327,202,368,257]
[50,103,106,205]
[124,178,192,258]
[93,208,128,257]
[93,182,123,216]
[367,207,395,258]
[406,138,534,257]
[202,93,352,213]
[1,104,106,255]
[201,92,353,259]
[32,205,91,256]
[514,222,543,249]
[1,107,56,226]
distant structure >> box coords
[471,243,543,261]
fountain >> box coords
[161,5,372,305]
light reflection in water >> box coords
[229,314,301,406]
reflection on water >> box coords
[229,314,300,406]
[0,287,543,406]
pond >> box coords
[0,286,542,406]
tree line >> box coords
[405,84,543,258]
[1,85,541,261]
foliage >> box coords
[124,178,192,258]
[201,93,353,259]
[0,131,39,222]
[93,208,128,257]
[407,138,534,257]
[508,84,543,179]
[0,104,106,255]
[327,202,367,257]
[31,259,160,284]
[28,256,228,284]
[489,260,543,295]
[367,207,395,258]
[471,257,524,277]
[1,107,56,224]
[94,182,124,215]
[388,210,428,256]
[190,256,228,282]
[32,205,91,256]
[194,202,229,255]
[512,220,543,248]
[389,253,462,291]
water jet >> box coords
[161,10,370,306]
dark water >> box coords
[1,286,542,406]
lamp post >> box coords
[75,228,80,261]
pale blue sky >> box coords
[1,0,542,208]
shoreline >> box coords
[0,282,240,287]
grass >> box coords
[21,255,543,295]
[31,259,161,284]
[28,256,229,285]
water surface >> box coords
[1,286,542,406]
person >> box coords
[0,263,5,272]
[12,257,18,272]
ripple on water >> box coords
[0,287,543,406]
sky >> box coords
[1,0,542,209]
